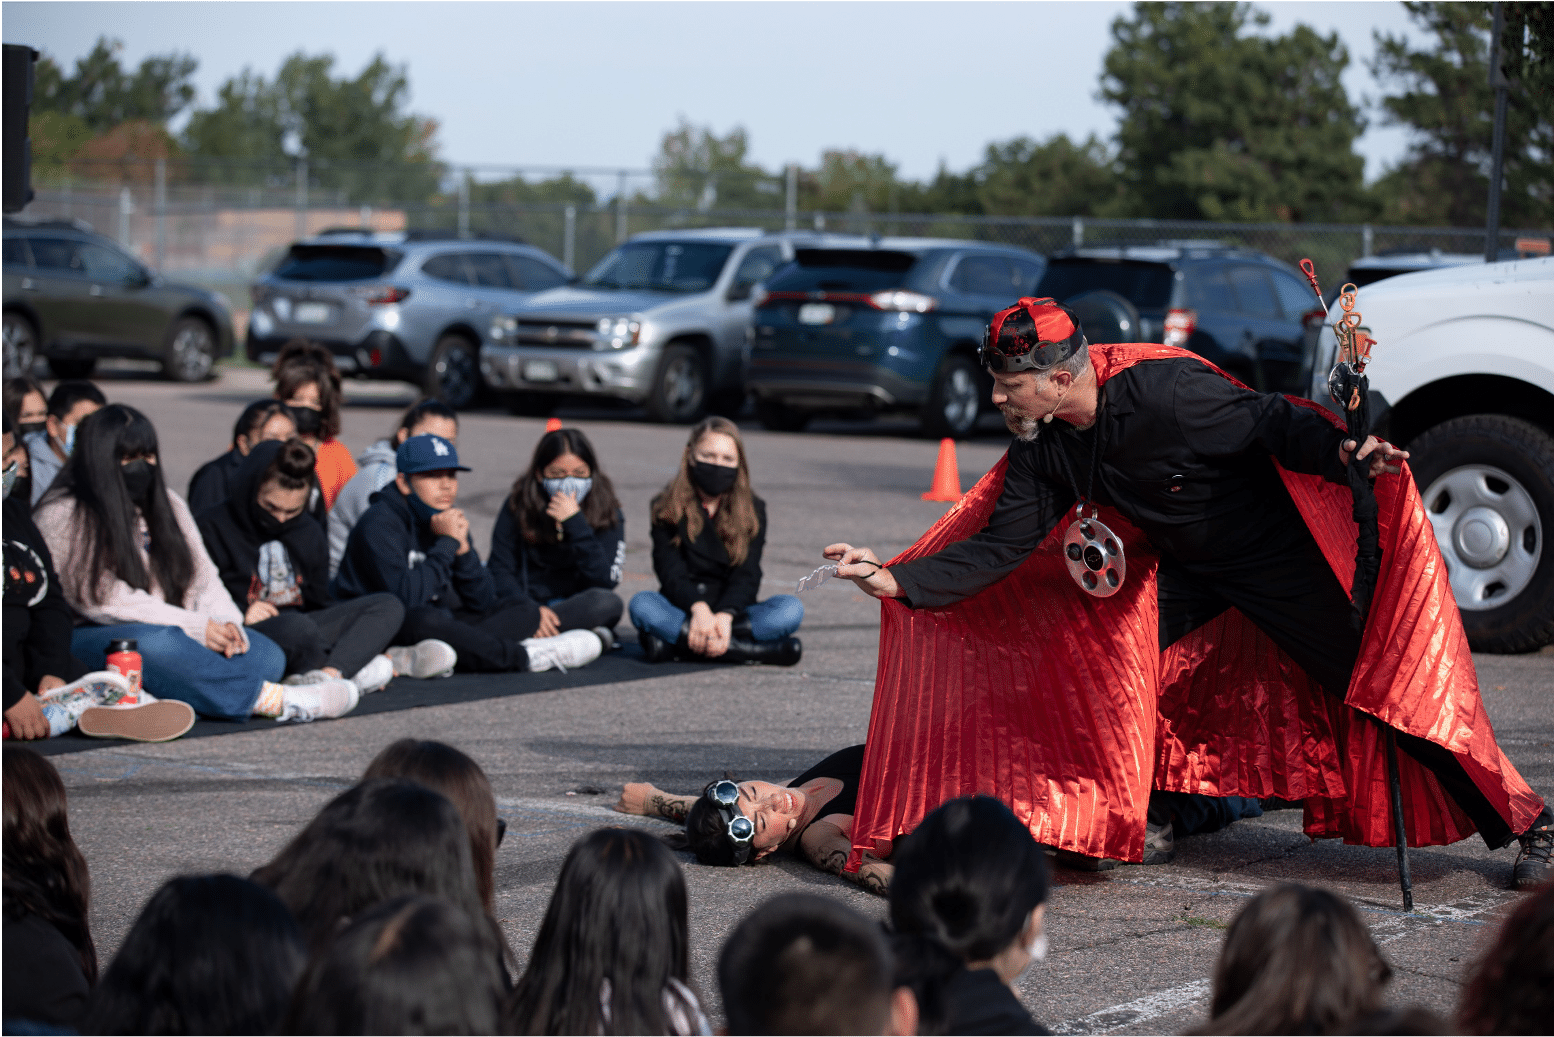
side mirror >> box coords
[726,282,753,302]
[127,267,152,288]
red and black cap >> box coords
[978,297,1086,373]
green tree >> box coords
[34,37,197,133]
[652,120,777,210]
[1100,2,1367,222]
[975,134,1123,217]
[1370,2,1553,227]
[894,163,984,215]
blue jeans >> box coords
[72,624,286,721]
[628,592,804,644]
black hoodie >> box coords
[195,440,331,613]
[329,482,495,614]
[3,490,80,710]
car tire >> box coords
[3,311,38,378]
[646,344,707,424]
[163,316,217,382]
[426,334,482,410]
[507,391,556,418]
[47,356,96,379]
[1409,414,1554,653]
[920,353,982,439]
[755,397,811,432]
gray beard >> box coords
[1004,410,1043,442]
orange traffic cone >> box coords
[921,438,963,501]
[544,417,562,432]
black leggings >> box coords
[252,594,405,680]
[548,587,623,632]
[397,596,540,673]
[1157,528,1519,849]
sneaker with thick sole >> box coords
[1142,803,1177,865]
[78,700,196,742]
[279,678,359,723]
[1512,806,1553,889]
[522,629,605,673]
[38,671,134,736]
[350,654,395,694]
[283,669,332,687]
[387,639,457,679]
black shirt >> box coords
[942,966,1048,1036]
[649,498,768,617]
[892,360,1348,608]
[788,744,864,826]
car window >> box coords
[1185,264,1238,312]
[1228,266,1279,318]
[731,246,783,290]
[1037,260,1175,310]
[466,252,513,289]
[582,241,733,293]
[951,255,1018,297]
[420,253,471,285]
[1272,271,1318,318]
[28,237,81,273]
[1012,258,1044,293]
[77,242,141,283]
[273,245,403,282]
[2,238,29,267]
[507,255,569,291]
[766,249,919,293]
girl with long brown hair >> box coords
[628,416,802,665]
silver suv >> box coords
[481,228,801,422]
[247,231,572,409]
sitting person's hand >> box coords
[205,620,245,657]
[615,782,657,815]
[430,508,471,554]
[4,691,50,740]
[535,605,560,639]
[244,600,279,625]
[705,611,733,658]
[545,490,581,524]
[687,602,720,656]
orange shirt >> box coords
[315,438,358,510]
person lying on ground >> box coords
[25,379,104,506]
[270,340,355,509]
[614,744,893,895]
[185,399,299,516]
[331,433,605,676]
[328,397,458,577]
[196,437,406,696]
[489,426,625,638]
[629,416,802,666]
[35,404,358,724]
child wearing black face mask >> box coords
[270,341,356,510]
[629,416,804,665]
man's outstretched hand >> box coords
[824,543,901,600]
[1340,435,1409,478]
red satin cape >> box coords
[849,343,1543,867]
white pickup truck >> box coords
[1311,256,1554,652]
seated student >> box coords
[185,399,298,516]
[1,748,97,1031]
[4,376,48,505]
[79,875,304,1036]
[1191,884,1391,1035]
[505,828,709,1036]
[332,433,606,675]
[196,438,405,695]
[1457,883,1554,1035]
[490,427,626,637]
[889,795,1051,1036]
[630,417,802,665]
[26,379,105,506]
[283,894,506,1036]
[719,891,910,1036]
[614,744,893,895]
[329,398,459,577]
[34,404,357,724]
[271,340,356,509]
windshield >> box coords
[765,249,920,293]
[1037,260,1176,310]
[273,245,403,282]
[582,242,734,293]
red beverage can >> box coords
[105,638,142,704]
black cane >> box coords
[1383,727,1414,912]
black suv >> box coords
[3,218,235,381]
[1036,244,1324,394]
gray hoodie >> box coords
[327,438,398,577]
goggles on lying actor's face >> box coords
[704,779,755,864]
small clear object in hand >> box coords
[797,564,839,593]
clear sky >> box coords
[5,0,1420,193]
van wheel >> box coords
[756,398,811,432]
[163,316,217,382]
[920,354,982,438]
[1411,414,1554,652]
[426,334,481,410]
[3,311,38,378]
[646,344,706,423]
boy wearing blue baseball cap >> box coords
[331,434,605,675]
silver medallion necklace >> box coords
[1053,404,1126,598]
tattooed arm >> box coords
[614,782,695,824]
[800,814,893,896]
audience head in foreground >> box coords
[1458,881,1554,1035]
[1194,883,1390,1035]
[506,827,706,1036]
[282,893,505,1036]
[81,874,304,1036]
[719,891,908,1036]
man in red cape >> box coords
[828,297,1551,890]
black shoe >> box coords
[638,631,677,663]
[1513,806,1553,890]
[1050,848,1120,872]
[720,636,803,666]
[1143,801,1176,865]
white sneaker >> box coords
[283,669,332,686]
[521,629,604,673]
[278,678,359,723]
[37,671,133,736]
[350,654,395,694]
[387,639,457,679]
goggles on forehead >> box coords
[704,779,755,865]
[977,297,1086,373]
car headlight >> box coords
[596,317,641,349]
[489,315,519,342]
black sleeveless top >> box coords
[787,744,864,825]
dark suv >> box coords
[746,238,1045,436]
[1036,244,1324,394]
[3,218,235,381]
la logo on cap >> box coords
[433,439,449,456]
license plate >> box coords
[798,302,836,325]
[522,359,559,383]
[294,301,332,324]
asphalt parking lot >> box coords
[42,362,1554,1034]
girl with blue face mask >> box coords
[488,428,627,639]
